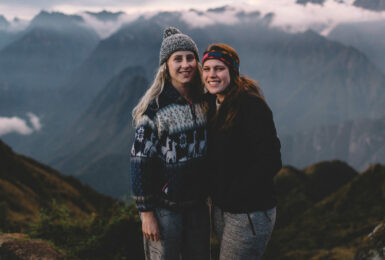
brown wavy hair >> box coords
[204,43,266,131]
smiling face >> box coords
[167,51,197,88]
[202,59,231,102]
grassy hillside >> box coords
[0,139,143,259]
[0,139,116,230]
[1,139,384,259]
[264,161,385,260]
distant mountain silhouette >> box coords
[85,10,125,22]
[34,13,385,197]
[282,116,385,171]
[0,11,99,115]
[0,11,100,165]
[30,11,85,29]
[0,15,9,28]
[296,0,325,5]
[2,10,385,199]
[0,15,16,51]
[60,14,169,113]
[354,0,385,11]
[297,0,385,10]
[61,12,385,135]
[50,66,148,198]
[328,20,385,74]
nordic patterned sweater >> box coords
[130,83,208,212]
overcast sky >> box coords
[0,0,247,20]
[1,0,385,36]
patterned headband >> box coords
[202,50,240,74]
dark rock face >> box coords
[0,234,65,260]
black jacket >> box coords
[207,92,282,213]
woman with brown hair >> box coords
[202,43,282,259]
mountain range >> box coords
[328,19,385,74]
[282,116,385,171]
[0,15,9,27]
[85,10,125,22]
[353,0,385,10]
[44,13,385,197]
[1,7,385,197]
[0,15,16,50]
[50,67,148,198]
[0,11,99,116]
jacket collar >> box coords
[159,81,197,107]
[163,81,186,104]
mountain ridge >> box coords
[0,138,116,231]
[265,162,385,259]
[282,116,385,170]
[354,0,385,11]
[50,66,148,198]
[1,137,384,259]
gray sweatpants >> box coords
[213,206,276,260]
[143,205,210,260]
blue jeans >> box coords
[213,206,276,260]
[143,205,210,260]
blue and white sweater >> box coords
[130,83,208,212]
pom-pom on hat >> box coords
[159,27,199,65]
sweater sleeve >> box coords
[244,97,282,179]
[130,114,161,212]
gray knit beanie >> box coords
[159,27,199,65]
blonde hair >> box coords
[132,63,168,126]
[132,61,204,127]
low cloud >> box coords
[169,0,385,34]
[27,112,42,131]
[79,11,141,38]
[247,0,385,34]
[3,0,385,35]
[0,113,42,136]
[180,6,241,28]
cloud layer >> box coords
[0,113,42,136]
[2,0,385,36]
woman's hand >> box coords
[141,211,161,241]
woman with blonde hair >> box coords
[130,27,209,259]
[202,43,282,259]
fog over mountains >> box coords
[1,1,385,198]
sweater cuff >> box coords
[133,195,156,212]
